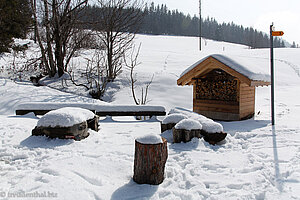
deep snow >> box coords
[175,119,203,131]
[1,34,300,200]
[162,113,188,125]
[37,107,95,128]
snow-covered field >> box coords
[1,34,300,199]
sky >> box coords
[148,0,300,46]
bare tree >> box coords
[30,0,89,77]
[125,43,153,105]
[68,50,108,99]
[94,0,145,82]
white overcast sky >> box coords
[148,0,300,45]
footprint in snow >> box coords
[72,171,103,186]
[40,168,60,176]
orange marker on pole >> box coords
[272,31,284,36]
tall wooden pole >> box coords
[270,24,275,125]
[199,0,202,51]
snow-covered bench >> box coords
[16,102,166,117]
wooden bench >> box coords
[15,102,166,118]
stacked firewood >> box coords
[195,70,238,102]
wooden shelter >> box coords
[177,54,270,121]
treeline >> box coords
[139,3,285,48]
[83,3,285,48]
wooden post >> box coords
[270,24,275,125]
[133,137,168,185]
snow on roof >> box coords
[175,119,202,131]
[179,54,271,82]
[162,113,187,124]
[37,107,95,128]
[136,134,163,144]
[169,107,223,133]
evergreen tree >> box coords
[81,2,286,49]
[0,0,32,53]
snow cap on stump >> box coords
[162,113,187,124]
[175,119,202,130]
[201,120,223,133]
[136,134,163,144]
[37,107,95,128]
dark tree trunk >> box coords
[56,45,65,77]
[133,137,168,185]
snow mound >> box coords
[136,134,163,144]
[175,119,202,130]
[162,113,187,124]
[37,107,95,128]
[169,108,223,133]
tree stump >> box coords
[161,123,176,132]
[201,131,227,145]
[133,137,168,185]
[173,128,202,143]
[32,121,89,141]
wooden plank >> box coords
[240,93,255,98]
[194,110,240,121]
[240,87,255,92]
[240,101,255,107]
[239,93,255,99]
[193,106,239,114]
[96,111,166,117]
[240,102,255,108]
[177,57,213,85]
[194,105,239,111]
[240,107,255,113]
[16,110,52,115]
[240,98,254,103]
[240,111,254,116]
[16,110,166,117]
[193,99,239,106]
[251,80,270,87]
[193,102,239,110]
[240,106,255,112]
[240,88,255,93]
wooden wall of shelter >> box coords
[177,56,270,121]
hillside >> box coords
[0,34,300,199]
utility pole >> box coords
[199,0,201,51]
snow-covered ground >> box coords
[1,34,300,199]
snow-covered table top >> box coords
[37,107,95,127]
[16,102,166,113]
